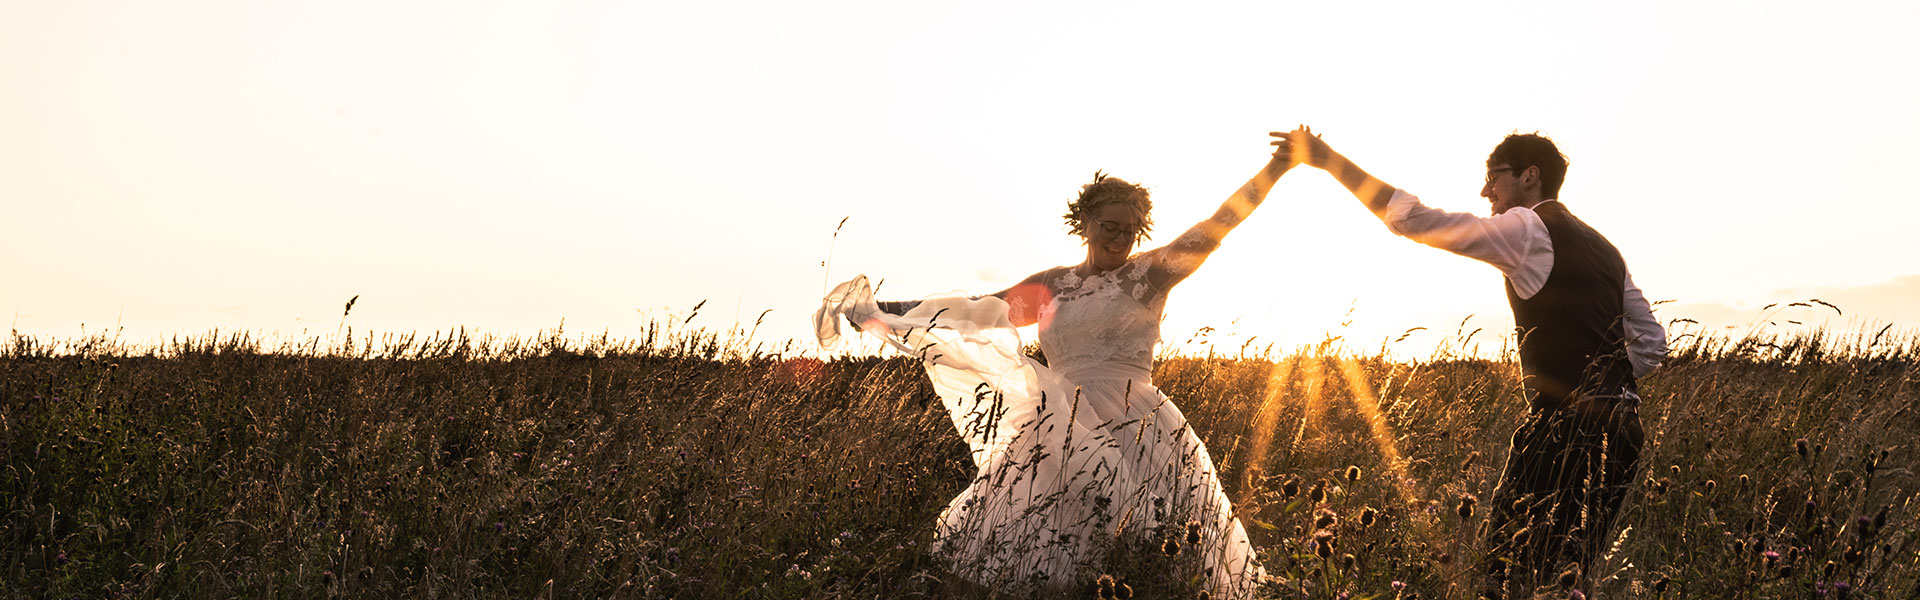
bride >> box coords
[815,135,1292,597]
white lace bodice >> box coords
[1031,228,1217,382]
[1037,260,1165,381]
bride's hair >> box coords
[1062,171,1154,240]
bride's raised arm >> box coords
[1141,143,1294,289]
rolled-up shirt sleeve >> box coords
[1380,190,1556,298]
[1621,272,1668,377]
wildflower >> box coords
[1282,478,1301,498]
[55,551,67,566]
[1392,580,1406,590]
[1823,560,1838,578]
[1340,553,1356,570]
[1360,506,1379,528]
[1310,480,1328,503]
[1557,563,1581,588]
[1312,530,1336,558]
[1703,479,1717,493]
[1833,581,1851,599]
[1198,592,1211,600]
[1511,527,1533,547]
[1873,505,1890,530]
[1738,474,1750,488]
[1346,465,1362,482]
[1162,537,1181,557]
[1652,576,1669,593]
[1116,583,1133,599]
[1843,545,1864,565]
[1570,590,1586,600]
[1796,438,1810,459]
[1315,509,1339,531]
[1097,574,1116,598]
[1763,550,1781,565]
[1457,494,1477,519]
[1185,520,1203,546]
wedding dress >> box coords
[815,227,1262,597]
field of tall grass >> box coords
[4,320,1916,599]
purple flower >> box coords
[1392,580,1406,590]
[1570,591,1586,600]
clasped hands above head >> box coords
[1269,125,1340,170]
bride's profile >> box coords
[815,134,1292,597]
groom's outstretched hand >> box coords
[1270,126,1340,170]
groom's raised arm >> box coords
[1271,128,1396,216]
[1271,128,1546,282]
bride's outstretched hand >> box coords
[1270,125,1338,170]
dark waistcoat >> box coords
[1506,201,1635,409]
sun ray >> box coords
[1241,356,1296,498]
[1332,356,1420,503]
[1290,356,1327,452]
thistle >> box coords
[1557,563,1581,588]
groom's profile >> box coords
[1276,128,1667,596]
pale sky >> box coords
[4,1,1916,356]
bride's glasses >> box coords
[1093,219,1144,241]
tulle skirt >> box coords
[816,276,1260,597]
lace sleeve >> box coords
[1139,222,1225,291]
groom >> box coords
[1274,128,1667,594]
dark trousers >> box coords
[1483,394,1644,593]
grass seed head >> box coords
[1346,465,1362,482]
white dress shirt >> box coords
[1380,190,1668,377]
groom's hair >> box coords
[1488,133,1570,199]
[1063,171,1154,240]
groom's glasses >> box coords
[1486,166,1521,185]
